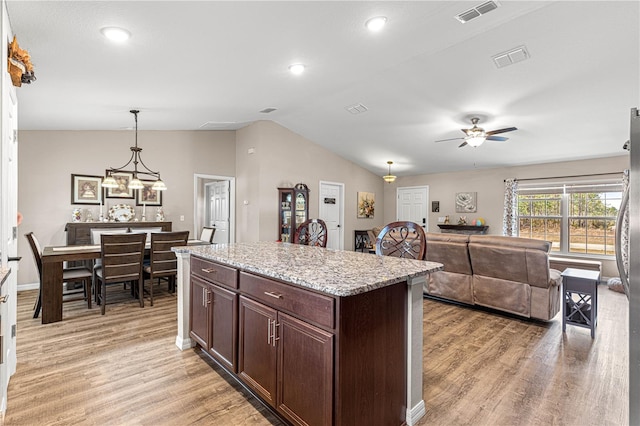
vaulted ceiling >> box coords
[6,1,638,177]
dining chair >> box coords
[94,233,146,315]
[375,221,426,260]
[199,226,216,243]
[142,231,189,306]
[294,218,328,248]
[25,232,93,319]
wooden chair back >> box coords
[99,233,146,285]
[25,232,43,277]
[294,219,328,248]
[375,221,426,260]
[148,231,190,279]
[199,227,216,243]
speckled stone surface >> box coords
[174,241,442,297]
[0,267,10,286]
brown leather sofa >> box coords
[423,233,562,321]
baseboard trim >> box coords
[406,400,426,425]
[175,336,194,351]
[17,282,39,292]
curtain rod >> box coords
[504,171,624,183]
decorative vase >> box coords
[72,208,82,223]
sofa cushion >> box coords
[425,232,472,275]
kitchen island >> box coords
[173,241,442,426]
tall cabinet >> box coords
[277,183,308,242]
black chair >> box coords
[94,233,146,315]
[143,231,189,305]
[25,232,93,318]
[199,226,216,243]
[375,221,426,260]
[294,219,328,248]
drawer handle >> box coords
[264,291,283,299]
[201,268,217,273]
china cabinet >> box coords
[277,184,309,242]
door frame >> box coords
[318,181,345,250]
[193,174,235,243]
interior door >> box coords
[396,186,429,230]
[208,180,229,244]
[319,181,344,250]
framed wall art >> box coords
[136,180,162,206]
[455,192,477,213]
[106,171,134,199]
[71,174,103,205]
[357,191,375,218]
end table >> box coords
[561,268,600,338]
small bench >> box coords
[549,256,602,274]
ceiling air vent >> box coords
[260,107,277,114]
[455,1,499,23]
[492,45,530,68]
[345,103,368,115]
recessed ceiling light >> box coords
[365,16,387,32]
[288,63,305,75]
[100,27,131,43]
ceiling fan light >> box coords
[466,135,486,147]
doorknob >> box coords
[8,257,21,262]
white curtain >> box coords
[621,169,630,276]
[502,178,518,236]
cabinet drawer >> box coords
[191,256,238,289]
[239,272,334,329]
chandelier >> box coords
[102,109,166,191]
[382,161,397,183]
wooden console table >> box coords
[437,224,489,235]
[65,221,172,246]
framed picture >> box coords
[455,192,477,213]
[432,201,440,213]
[136,180,162,206]
[357,191,375,218]
[71,174,103,205]
[106,171,134,199]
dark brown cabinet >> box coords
[189,255,407,426]
[189,257,238,372]
[278,184,309,243]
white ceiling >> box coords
[6,1,639,178]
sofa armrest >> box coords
[549,268,562,287]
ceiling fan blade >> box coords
[458,141,468,148]
[435,137,465,143]
[486,136,509,142]
[486,127,517,135]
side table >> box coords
[561,267,600,338]
[354,230,371,253]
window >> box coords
[517,181,622,256]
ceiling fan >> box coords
[435,117,517,148]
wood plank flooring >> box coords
[2,284,628,425]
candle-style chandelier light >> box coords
[102,109,167,191]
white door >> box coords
[208,180,230,244]
[319,181,344,250]
[396,186,429,231]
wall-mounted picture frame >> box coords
[455,192,477,213]
[136,180,162,206]
[357,191,375,218]
[432,201,440,213]
[106,171,135,199]
[71,174,103,205]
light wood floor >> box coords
[2,284,628,426]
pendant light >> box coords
[383,161,397,184]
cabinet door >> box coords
[277,312,334,426]
[209,284,238,372]
[238,296,277,406]
[189,276,210,349]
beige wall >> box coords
[17,130,236,285]
[236,121,387,245]
[383,155,629,278]
[18,124,628,284]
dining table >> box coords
[40,240,208,324]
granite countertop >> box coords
[175,241,443,297]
